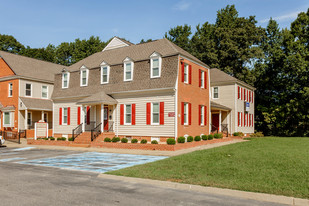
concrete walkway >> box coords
[5,138,245,156]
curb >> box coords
[98,174,309,206]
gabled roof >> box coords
[77,91,118,105]
[102,37,134,52]
[0,51,66,82]
[210,68,255,90]
[67,38,209,72]
[211,101,231,111]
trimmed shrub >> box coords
[194,136,201,141]
[202,135,208,140]
[104,137,111,142]
[50,137,55,141]
[151,140,158,144]
[121,138,128,143]
[131,139,138,143]
[57,137,66,141]
[187,136,193,142]
[68,137,74,141]
[167,138,176,145]
[43,137,49,140]
[208,134,214,140]
[250,132,264,137]
[233,132,240,136]
[177,136,186,143]
[112,137,120,142]
[214,133,223,139]
[141,139,147,144]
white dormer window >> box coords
[80,66,89,87]
[100,61,110,84]
[123,57,134,81]
[150,52,162,78]
[62,72,70,89]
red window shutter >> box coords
[241,112,243,126]
[59,108,62,125]
[120,104,124,125]
[249,91,251,102]
[189,65,192,84]
[181,63,184,82]
[241,88,243,100]
[247,90,249,101]
[238,112,240,126]
[181,102,184,125]
[146,103,151,125]
[204,71,207,89]
[160,102,164,125]
[77,107,81,125]
[252,114,254,127]
[204,106,207,125]
[86,106,90,125]
[238,86,240,99]
[252,92,254,103]
[198,105,201,125]
[67,107,70,125]
[132,104,136,125]
[199,70,201,87]
[247,113,249,127]
[189,103,192,125]
[244,89,246,101]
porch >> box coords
[210,101,232,136]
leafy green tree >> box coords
[165,24,192,52]
[0,34,24,53]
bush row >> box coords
[177,133,223,143]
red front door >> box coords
[212,113,219,131]
[104,106,108,131]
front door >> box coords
[212,113,219,131]
[104,106,108,131]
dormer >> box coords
[123,57,134,82]
[102,37,133,51]
[80,65,89,87]
[100,61,110,84]
[150,52,162,78]
[61,68,70,89]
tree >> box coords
[0,34,24,54]
[164,24,192,52]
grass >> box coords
[107,137,309,199]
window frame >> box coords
[124,104,132,125]
[62,107,68,125]
[25,83,32,97]
[62,72,70,89]
[80,68,89,87]
[151,102,160,125]
[3,112,12,127]
[150,54,162,78]
[123,58,134,82]
[41,85,48,99]
[8,83,13,97]
[100,64,110,84]
[200,71,205,88]
[200,105,205,126]
[183,103,188,125]
[27,111,32,126]
[213,87,219,99]
[184,64,189,84]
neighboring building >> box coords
[0,51,65,136]
[52,37,210,142]
[210,68,255,135]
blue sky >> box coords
[1,0,308,48]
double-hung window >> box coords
[27,112,32,126]
[184,64,189,83]
[183,103,188,125]
[8,83,13,97]
[124,62,133,81]
[62,72,69,88]
[213,87,219,99]
[151,103,159,125]
[25,83,32,97]
[80,69,88,86]
[125,104,132,124]
[200,106,204,125]
[101,65,109,84]
[200,71,204,88]
[3,112,11,127]
[42,86,48,99]
[150,52,162,78]
[63,108,68,125]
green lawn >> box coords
[107,137,309,199]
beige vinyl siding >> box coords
[19,79,53,99]
[115,92,175,137]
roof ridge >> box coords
[163,38,180,53]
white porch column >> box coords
[112,105,115,132]
[219,110,222,132]
[41,111,44,121]
[101,104,104,132]
[81,106,85,132]
[94,105,96,125]
[25,109,28,130]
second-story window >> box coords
[213,87,219,99]
[150,52,162,78]
[62,72,69,88]
[25,83,32,97]
[184,64,189,83]
[200,71,204,88]
[80,69,88,86]
[101,66,109,84]
[42,85,48,99]
[8,83,13,97]
[124,62,133,81]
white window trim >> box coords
[3,112,13,127]
[151,102,160,125]
[184,64,189,84]
[62,72,70,89]
[62,107,68,125]
[200,105,204,126]
[80,67,89,87]
[100,64,110,84]
[27,111,32,126]
[200,71,205,88]
[41,85,48,99]
[184,103,188,125]
[8,83,13,97]
[25,83,32,97]
[123,58,134,82]
[213,87,219,99]
[150,52,162,78]
[124,104,132,125]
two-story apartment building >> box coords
[0,51,64,136]
[52,37,210,142]
[210,68,255,135]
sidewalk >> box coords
[4,138,245,156]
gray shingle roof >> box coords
[0,51,66,82]
[20,97,53,111]
[210,101,231,111]
[77,91,118,105]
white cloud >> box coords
[173,0,191,11]
[260,10,303,23]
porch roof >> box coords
[211,101,231,111]
[1,105,15,111]
[20,97,53,111]
[77,91,118,105]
